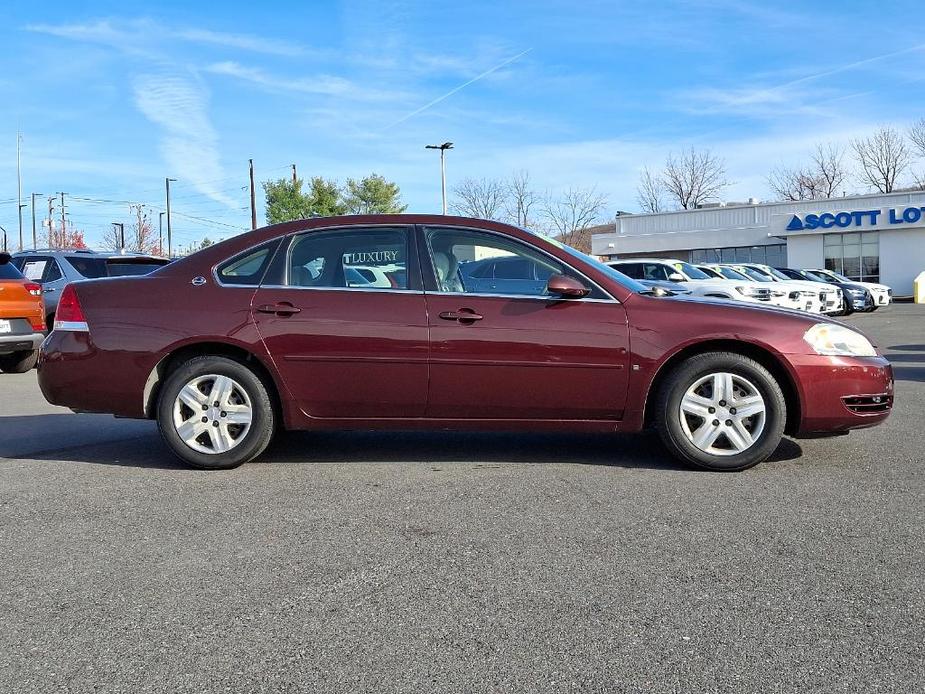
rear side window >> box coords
[217,242,278,286]
[287,228,409,289]
[105,261,169,277]
[67,257,108,278]
[0,261,24,280]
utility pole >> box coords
[425,142,453,214]
[166,178,176,258]
[249,159,257,230]
[292,163,298,185]
[30,192,42,249]
[113,222,125,252]
[0,224,7,252]
[47,196,55,247]
[58,192,66,244]
[16,133,23,250]
[158,212,164,256]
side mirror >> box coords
[546,273,590,298]
[668,272,685,282]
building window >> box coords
[823,232,879,283]
[690,244,786,267]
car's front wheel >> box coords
[0,350,38,373]
[156,355,276,469]
[655,352,787,471]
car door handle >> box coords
[44,287,56,292]
[256,303,301,316]
[439,309,483,323]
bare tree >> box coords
[811,143,848,198]
[768,143,849,201]
[852,127,911,193]
[662,147,730,209]
[100,223,125,252]
[768,166,818,201]
[909,118,925,189]
[636,166,665,213]
[542,187,608,249]
[504,170,540,228]
[129,204,158,254]
[450,177,507,220]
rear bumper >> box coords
[789,354,894,434]
[0,332,43,354]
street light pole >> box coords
[31,192,42,249]
[425,142,454,214]
[0,224,7,253]
[113,222,125,252]
[165,178,176,258]
[158,212,165,256]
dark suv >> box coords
[11,249,169,326]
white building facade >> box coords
[591,190,925,295]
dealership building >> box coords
[591,189,925,295]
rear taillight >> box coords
[25,282,42,297]
[54,285,89,332]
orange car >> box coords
[0,252,45,373]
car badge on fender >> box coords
[191,276,207,286]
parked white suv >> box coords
[606,259,780,306]
[699,264,794,309]
[810,268,892,309]
[718,263,840,314]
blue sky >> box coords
[2,0,925,249]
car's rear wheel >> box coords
[156,355,275,469]
[655,352,786,471]
[0,350,38,373]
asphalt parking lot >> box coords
[1,305,923,693]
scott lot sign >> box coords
[786,205,925,232]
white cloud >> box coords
[204,61,406,102]
[133,72,236,208]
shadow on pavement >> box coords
[0,415,804,472]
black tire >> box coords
[156,355,276,470]
[0,350,38,374]
[654,352,787,472]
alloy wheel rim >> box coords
[172,374,253,455]
[678,372,766,457]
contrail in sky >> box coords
[386,47,533,129]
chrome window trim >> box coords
[421,224,618,301]
[258,284,424,295]
[212,241,279,288]
[424,290,619,304]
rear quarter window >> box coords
[0,262,24,280]
[217,242,278,286]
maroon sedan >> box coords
[38,215,893,471]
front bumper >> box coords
[789,354,893,434]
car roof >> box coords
[607,258,684,264]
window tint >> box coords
[288,228,408,289]
[424,227,570,297]
[0,260,24,280]
[641,263,670,281]
[44,260,63,282]
[217,243,276,286]
[613,262,643,279]
[68,257,108,278]
[493,258,533,279]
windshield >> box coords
[736,266,773,282]
[541,240,650,294]
[766,267,794,281]
[717,266,749,281]
[697,266,723,278]
[674,261,711,280]
[803,270,830,282]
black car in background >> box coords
[775,267,871,314]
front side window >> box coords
[424,227,572,298]
[641,263,670,281]
[288,228,409,290]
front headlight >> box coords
[803,323,877,357]
[735,285,761,296]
